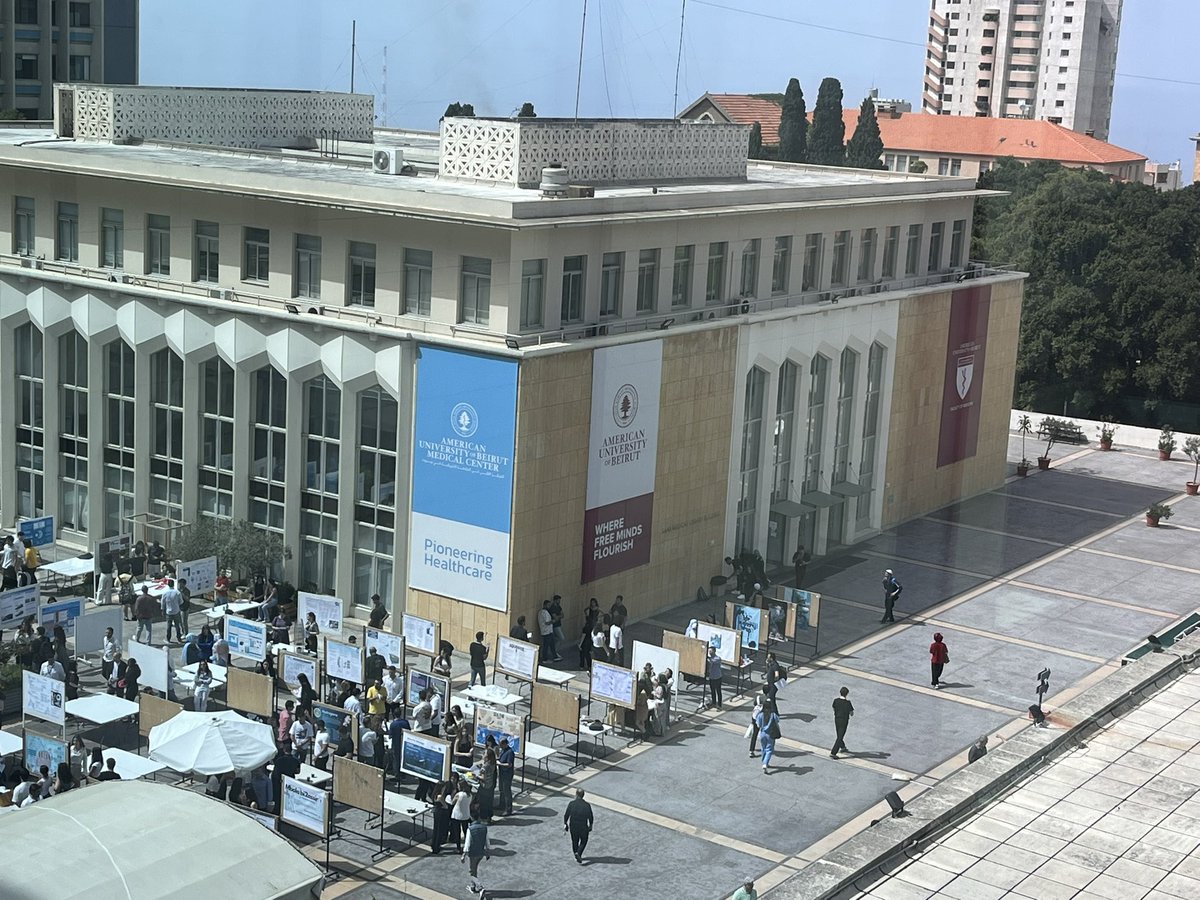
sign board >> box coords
[696,622,740,665]
[495,634,538,682]
[938,284,992,467]
[226,616,269,662]
[20,515,55,548]
[228,667,274,718]
[325,637,364,685]
[780,587,821,630]
[278,650,320,690]
[406,670,450,711]
[726,601,767,653]
[531,683,580,735]
[332,755,384,816]
[365,627,404,668]
[590,660,636,709]
[176,556,218,595]
[661,630,707,677]
[409,346,517,611]
[94,534,132,575]
[39,596,84,633]
[24,732,68,775]
[473,706,525,757]
[280,774,330,837]
[631,640,682,693]
[0,583,40,629]
[75,607,123,657]
[297,591,344,637]
[401,613,438,657]
[399,731,450,783]
[126,638,171,694]
[23,670,66,726]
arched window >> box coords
[15,323,44,518]
[300,375,340,594]
[354,387,398,607]
[59,331,89,531]
[103,340,136,536]
[200,358,235,518]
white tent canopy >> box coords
[149,709,276,775]
[0,780,323,899]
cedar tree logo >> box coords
[451,402,479,437]
[612,384,639,428]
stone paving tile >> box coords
[1085,774,1141,799]
[1085,875,1154,900]
[1035,857,1103,889]
[892,860,955,892]
[912,844,978,876]
[1056,842,1120,872]
[1005,828,1067,857]
[1139,828,1200,856]
[982,803,1039,830]
[1072,829,1137,857]
[961,858,1028,892]
[1063,788,1122,814]
[937,874,1009,900]
[861,878,933,900]
[1047,800,1107,827]
[1155,871,1200,899]
[1010,873,1082,900]
[1024,814,1089,841]
[963,817,1021,842]
[1090,814,1154,842]
[939,830,1000,858]
[1123,842,1187,871]
[1104,857,1169,889]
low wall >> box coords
[1009,409,1199,455]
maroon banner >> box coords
[937,285,992,468]
[581,493,654,582]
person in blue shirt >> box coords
[755,700,780,775]
[497,738,516,816]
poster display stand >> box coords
[494,634,539,683]
[773,586,822,666]
[531,683,582,770]
[278,649,321,691]
[661,631,707,678]
[137,693,183,744]
[280,773,336,872]
[333,755,387,856]
[227,667,274,718]
[401,613,439,658]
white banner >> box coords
[586,340,664,506]
[325,638,364,684]
[126,638,171,694]
[280,775,329,836]
[226,616,268,662]
[298,592,344,637]
[23,670,66,725]
[365,628,404,668]
[176,556,218,595]
[496,635,538,682]
[0,583,40,628]
[401,613,438,656]
[74,607,124,656]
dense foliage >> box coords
[807,77,846,167]
[845,96,885,170]
[778,78,807,164]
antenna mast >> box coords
[672,0,687,118]
[351,20,356,93]
[574,0,588,119]
[382,46,388,126]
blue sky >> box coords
[142,0,1197,174]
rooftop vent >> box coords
[540,164,569,198]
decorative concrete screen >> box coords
[439,117,750,187]
[56,85,374,148]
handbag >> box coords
[766,717,781,739]
[743,721,755,740]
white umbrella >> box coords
[149,709,276,776]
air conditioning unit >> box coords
[372,147,404,175]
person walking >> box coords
[462,813,491,893]
[756,700,780,774]
[929,632,949,689]
[706,645,724,710]
[563,788,594,864]
[733,877,759,900]
[763,651,786,714]
[830,686,854,758]
[881,569,902,624]
[497,737,515,816]
[450,777,472,852]
[469,632,489,687]
[134,586,158,644]
[792,545,811,587]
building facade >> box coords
[0,91,1025,648]
[1,0,138,119]
[923,0,1122,140]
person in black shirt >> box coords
[368,593,389,629]
[469,632,489,687]
[509,616,530,642]
[95,758,121,781]
[563,789,595,863]
[831,687,854,758]
[270,745,301,811]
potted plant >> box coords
[1146,502,1173,527]
[1097,422,1117,451]
[1184,436,1200,496]
[1037,416,1060,470]
[1016,415,1033,477]
[1158,425,1177,461]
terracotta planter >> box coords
[1187,482,1199,496]
[1099,438,1112,451]
[1016,464,1030,478]
[1146,515,1160,527]
[1159,450,1172,461]
[1037,457,1051,471]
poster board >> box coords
[661,630,707,677]
[239,808,280,831]
[278,649,320,689]
[297,591,344,637]
[495,634,539,682]
[406,670,450,711]
[24,732,68,776]
[780,587,821,630]
[532,683,580,735]
[280,774,330,837]
[176,556,218,595]
[22,671,65,726]
[228,667,274,718]
[138,692,183,738]
[332,755,384,815]
[399,731,450,783]
[94,534,132,575]
[630,640,682,693]
[590,660,636,709]
[226,616,269,662]
[473,706,525,757]
[726,602,768,653]
[39,596,85,633]
[126,638,171,694]
[766,597,798,641]
[324,637,365,685]
[20,514,56,548]
[401,613,438,657]
[695,622,740,665]
[74,607,123,656]
[365,628,404,669]
[312,702,358,754]
[0,583,40,629]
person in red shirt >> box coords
[929,632,949,689]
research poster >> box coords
[312,703,355,753]
[782,587,820,630]
[366,628,404,668]
[24,733,68,776]
[226,616,268,662]
[279,651,319,689]
[938,285,992,468]
[496,635,538,682]
[38,596,84,633]
[590,660,636,708]
[630,640,682,693]
[325,638,364,684]
[176,556,218,595]
[297,592,344,637]
[406,670,450,711]
[0,583,40,628]
[696,622,739,664]
[23,670,66,726]
[582,340,663,582]
[280,775,329,836]
[473,706,524,757]
[409,346,517,612]
[19,515,55,548]
[731,603,764,652]
[401,613,438,657]
[399,731,449,783]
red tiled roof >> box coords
[706,94,784,145]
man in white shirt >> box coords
[429,690,444,735]
[290,710,315,761]
[0,536,18,590]
[101,627,119,680]
[412,689,434,735]
[610,621,625,668]
[382,666,404,717]
[343,687,364,724]
[538,600,558,662]
[311,721,333,769]
[160,580,185,644]
[359,720,378,766]
[39,656,66,683]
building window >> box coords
[347,240,377,307]
[938,158,950,176]
[771,236,791,294]
[928,221,945,272]
[520,259,545,330]
[882,226,900,279]
[70,1,92,27]
[59,332,89,532]
[242,227,270,283]
[57,202,79,262]
[904,224,923,276]
[149,349,184,524]
[250,367,287,532]
[16,55,39,80]
[950,159,962,176]
[15,324,44,519]
[403,248,433,316]
[69,55,91,81]
[194,220,219,283]
[740,239,760,298]
[294,234,322,299]
[857,342,886,526]
[803,355,829,494]
[199,357,235,519]
[802,233,823,292]
[950,219,966,268]
[15,0,38,24]
[103,340,137,537]
[561,255,586,323]
[857,228,877,283]
[355,387,397,607]
[830,230,851,288]
[459,256,491,325]
[735,367,767,554]
[831,348,858,484]
[100,208,123,269]
[636,249,659,314]
[772,361,798,504]
[14,196,34,257]
[301,375,341,595]
[146,214,171,275]
[671,245,694,308]
[600,252,623,317]
[705,242,727,304]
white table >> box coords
[379,791,432,847]
[41,556,95,579]
[66,694,139,724]
[102,746,167,780]
[204,600,262,621]
[462,685,524,709]
[577,718,614,760]
[0,730,22,757]
[536,666,575,687]
[131,579,171,598]
[523,740,556,783]
[296,762,332,788]
[450,695,477,720]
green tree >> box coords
[844,96,885,169]
[778,78,807,163]
[0,109,21,121]
[908,159,928,174]
[748,121,763,159]
[807,77,846,166]
[517,101,536,118]
[171,518,292,583]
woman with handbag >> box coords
[755,700,780,774]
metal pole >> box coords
[350,20,356,94]
[672,0,687,117]
[574,0,588,119]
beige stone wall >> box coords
[881,277,1024,527]
[405,588,508,655]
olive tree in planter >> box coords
[1184,436,1200,496]
[171,517,292,586]
[1158,425,1177,461]
[1097,422,1117,451]
[1146,502,1173,527]
[1036,416,1062,470]
[1016,415,1033,476]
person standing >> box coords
[929,632,949,689]
[430,780,453,854]
[538,600,558,662]
[463,812,492,892]
[763,651,786,714]
[510,615,531,643]
[881,569,902,624]
[134,586,157,644]
[733,877,759,900]
[831,686,854,758]
[563,788,595,863]
[449,778,472,853]
[792,545,811,587]
[160,580,185,644]
[290,709,314,762]
[590,621,610,664]
[367,593,389,629]
[609,618,625,668]
[706,645,724,710]
[756,700,780,774]
[101,627,119,680]
[610,595,628,628]
[304,612,320,654]
[469,632,489,687]
[968,735,989,763]
[22,537,39,584]
[497,737,515,816]
[193,661,214,711]
[549,594,566,649]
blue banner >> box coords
[20,515,55,548]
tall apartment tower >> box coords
[1,0,139,120]
[923,0,1122,140]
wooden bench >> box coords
[1037,419,1087,445]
